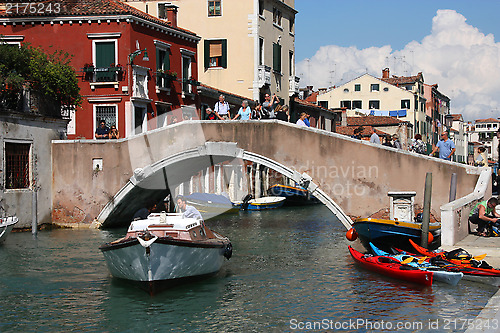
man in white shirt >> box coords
[369,127,381,144]
[176,195,203,220]
[214,94,231,120]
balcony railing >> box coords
[257,65,271,88]
[289,75,300,96]
[82,64,124,83]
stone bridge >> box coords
[52,120,485,230]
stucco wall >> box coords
[52,120,482,227]
[1,113,67,228]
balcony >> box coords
[289,75,300,96]
[83,64,124,90]
[257,65,271,88]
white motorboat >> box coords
[99,213,232,294]
[232,195,286,210]
[0,216,18,244]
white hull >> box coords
[101,239,226,282]
[428,269,463,286]
[0,216,18,243]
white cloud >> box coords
[297,9,500,121]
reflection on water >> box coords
[0,205,496,332]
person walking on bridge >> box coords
[430,131,455,160]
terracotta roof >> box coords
[294,97,330,112]
[0,0,197,36]
[448,114,463,121]
[305,91,319,103]
[475,118,500,123]
[336,126,388,137]
[346,115,407,127]
[381,72,423,86]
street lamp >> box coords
[128,48,149,65]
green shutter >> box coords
[164,49,170,70]
[273,43,281,73]
[96,41,115,82]
[156,48,161,70]
[221,39,227,68]
[204,40,210,69]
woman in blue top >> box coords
[233,100,251,120]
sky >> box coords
[294,0,500,121]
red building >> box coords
[0,0,200,139]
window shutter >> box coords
[96,41,115,81]
[273,43,281,73]
[156,48,161,70]
[221,39,227,68]
[204,40,210,69]
[164,49,170,70]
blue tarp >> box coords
[185,192,232,205]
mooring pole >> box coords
[449,173,457,202]
[32,189,38,237]
[421,172,432,249]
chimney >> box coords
[166,5,178,28]
[382,68,390,79]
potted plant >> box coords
[165,70,178,80]
[83,63,94,73]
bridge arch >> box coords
[97,141,352,229]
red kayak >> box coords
[401,240,500,286]
[349,246,433,286]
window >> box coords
[259,0,264,16]
[354,84,361,91]
[273,7,282,26]
[369,100,380,109]
[273,43,281,73]
[259,38,264,66]
[5,142,31,189]
[95,105,117,138]
[289,51,293,76]
[383,87,389,92]
[182,55,192,93]
[352,100,362,109]
[94,40,117,82]
[343,88,349,92]
[204,39,227,69]
[156,46,170,88]
[401,99,410,109]
[318,101,328,109]
[289,17,294,33]
[208,1,221,16]
[341,100,351,109]
[370,84,379,92]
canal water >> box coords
[0,205,497,332]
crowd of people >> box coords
[206,93,294,122]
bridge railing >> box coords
[440,167,491,246]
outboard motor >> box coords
[241,194,253,211]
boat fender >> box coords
[345,228,358,241]
[138,234,158,248]
[224,243,233,260]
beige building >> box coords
[123,0,299,104]
[317,69,428,139]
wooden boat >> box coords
[348,246,433,286]
[99,213,232,294]
[351,217,441,252]
[0,216,18,244]
[267,184,320,205]
[185,192,239,220]
[232,196,286,210]
[369,242,463,286]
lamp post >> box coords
[128,48,149,65]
